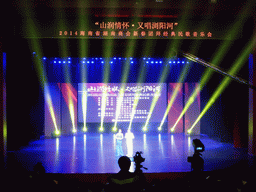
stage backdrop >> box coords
[45,83,200,136]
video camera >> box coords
[187,139,205,172]
[133,151,147,174]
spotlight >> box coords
[112,126,118,132]
[52,130,61,137]
[158,127,162,131]
[170,128,175,133]
[82,126,88,132]
[142,127,147,132]
[99,127,104,132]
[72,129,77,134]
[187,129,192,134]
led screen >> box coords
[78,83,167,123]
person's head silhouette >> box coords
[118,156,131,172]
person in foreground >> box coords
[106,156,146,192]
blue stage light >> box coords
[178,61,180,64]
[92,61,94,64]
[83,58,86,60]
[130,57,133,60]
[173,61,176,64]
[160,61,162,64]
[101,61,104,64]
[54,61,56,63]
[182,61,185,64]
[43,57,46,60]
[146,61,149,64]
[114,57,117,60]
[68,61,71,64]
[87,61,90,63]
[83,61,85,64]
[156,61,158,64]
[151,61,154,64]
[143,58,146,60]
[68,57,71,60]
[119,57,121,60]
[63,61,66,64]
[59,61,61,63]
[169,61,172,64]
[96,58,98,60]
[131,61,134,64]
[110,61,113,64]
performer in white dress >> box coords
[125,129,135,157]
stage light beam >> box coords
[188,35,256,133]
[45,88,60,135]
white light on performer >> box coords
[125,129,135,157]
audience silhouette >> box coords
[107,156,146,192]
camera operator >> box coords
[106,154,147,192]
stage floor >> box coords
[8,133,248,173]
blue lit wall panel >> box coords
[44,83,61,137]
[184,83,200,135]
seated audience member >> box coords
[107,156,146,192]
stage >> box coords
[7,133,248,174]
